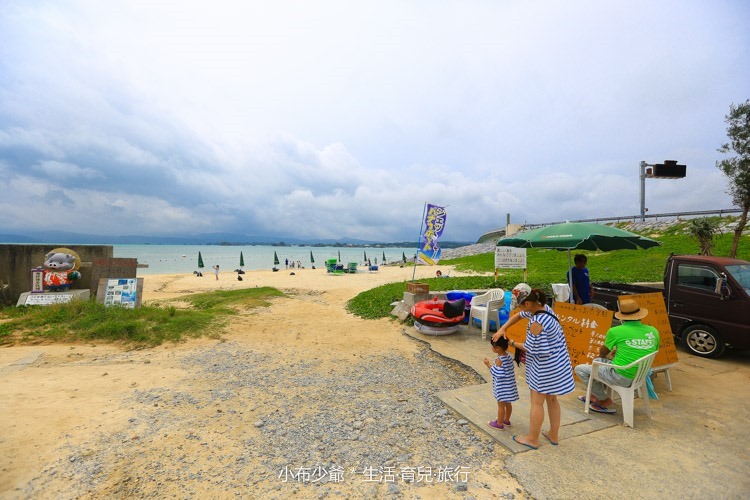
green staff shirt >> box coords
[604,320,660,379]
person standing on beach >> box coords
[484,336,519,430]
[567,254,592,304]
[213,265,219,280]
[493,283,576,449]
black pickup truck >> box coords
[591,255,750,358]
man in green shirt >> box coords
[574,299,660,414]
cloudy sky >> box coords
[1,1,748,242]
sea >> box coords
[113,244,417,275]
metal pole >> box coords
[639,161,647,222]
[411,202,427,283]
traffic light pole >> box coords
[639,160,686,222]
[639,161,651,222]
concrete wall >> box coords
[0,244,113,305]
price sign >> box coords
[503,303,614,374]
[554,302,614,367]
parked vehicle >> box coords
[591,255,750,358]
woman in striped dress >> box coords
[492,283,575,449]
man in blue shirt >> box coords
[568,254,592,304]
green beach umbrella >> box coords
[402,251,406,263]
[198,251,205,269]
[497,222,661,302]
[497,222,661,251]
[310,250,315,264]
[382,251,386,263]
[239,251,245,268]
[363,250,367,262]
[273,251,280,266]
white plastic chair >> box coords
[584,351,658,428]
[468,288,504,340]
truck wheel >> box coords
[682,325,726,358]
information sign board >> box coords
[24,293,75,306]
[103,278,138,308]
[495,246,527,269]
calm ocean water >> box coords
[113,245,417,275]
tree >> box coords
[717,99,750,258]
[688,218,719,255]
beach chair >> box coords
[584,351,657,428]
[468,288,504,340]
[326,259,338,273]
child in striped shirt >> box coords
[484,336,519,429]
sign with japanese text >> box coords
[417,204,447,265]
[23,293,75,306]
[506,303,613,369]
[495,247,527,269]
[30,267,45,293]
[504,296,677,370]
[553,302,614,367]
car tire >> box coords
[682,324,726,358]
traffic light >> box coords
[652,160,686,178]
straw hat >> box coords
[615,299,648,321]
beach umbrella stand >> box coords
[197,251,205,275]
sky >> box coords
[1,0,748,243]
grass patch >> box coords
[0,287,284,346]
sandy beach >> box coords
[1,265,526,498]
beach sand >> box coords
[1,265,524,498]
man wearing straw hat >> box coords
[574,298,660,414]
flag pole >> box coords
[412,202,427,283]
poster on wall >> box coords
[103,278,138,308]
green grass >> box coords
[347,220,749,320]
[0,287,284,346]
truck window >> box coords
[676,264,719,292]
[725,264,750,295]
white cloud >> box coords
[0,0,747,241]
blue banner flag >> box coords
[417,204,447,265]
